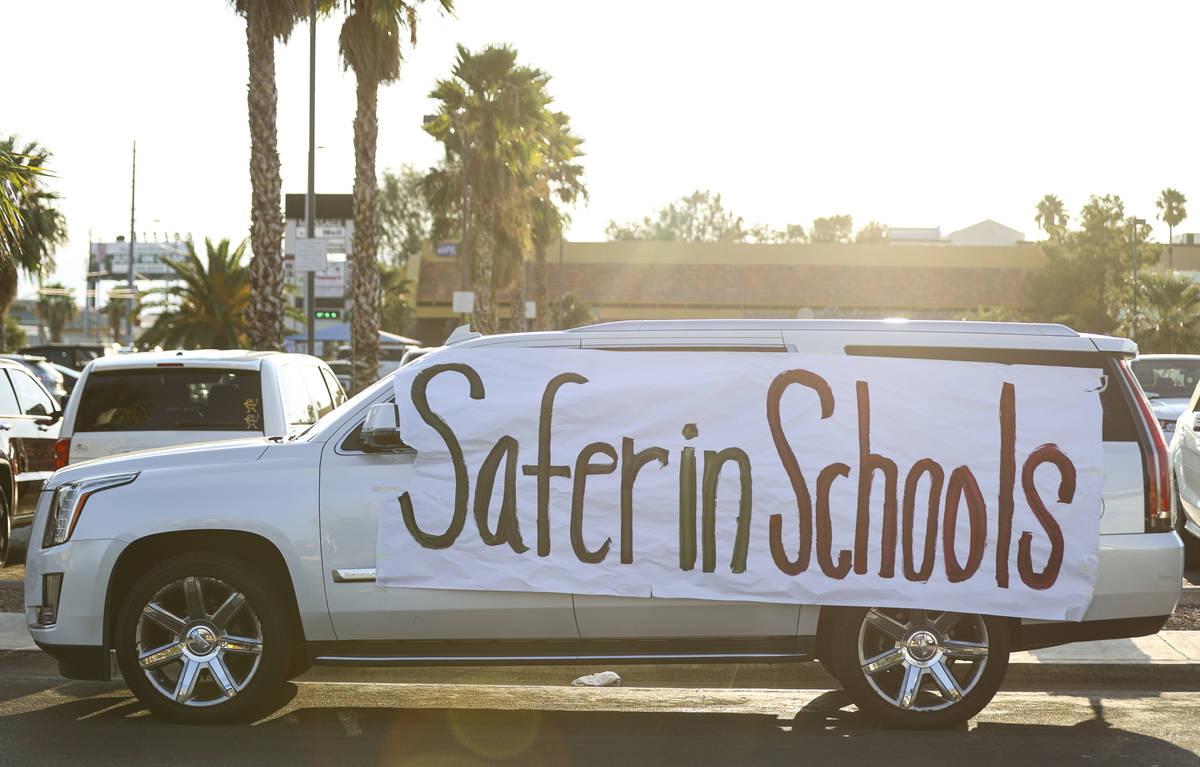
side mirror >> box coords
[35,409,63,427]
[362,403,404,451]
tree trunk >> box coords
[350,76,382,393]
[509,258,527,333]
[472,207,497,335]
[533,242,548,331]
[244,6,286,352]
[0,262,15,353]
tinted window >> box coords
[75,368,264,432]
[0,374,20,416]
[9,369,56,416]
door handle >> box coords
[0,424,11,431]
[36,425,50,432]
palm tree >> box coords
[232,0,311,352]
[1157,188,1188,270]
[1122,270,1200,353]
[552,291,595,329]
[103,296,134,342]
[35,283,76,343]
[1034,194,1068,240]
[527,111,585,331]
[377,260,415,334]
[423,44,555,336]
[139,238,251,349]
[0,144,48,263]
[339,0,450,392]
[0,137,66,353]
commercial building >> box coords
[406,237,1046,346]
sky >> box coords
[8,0,1200,304]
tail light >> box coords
[53,438,70,470]
[1118,361,1173,531]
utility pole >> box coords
[126,141,136,348]
[305,0,317,356]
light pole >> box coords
[1133,217,1145,339]
[126,141,136,348]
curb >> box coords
[2,648,1199,691]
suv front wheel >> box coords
[827,606,1009,729]
[114,552,292,723]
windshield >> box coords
[1130,358,1200,400]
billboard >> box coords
[89,241,191,281]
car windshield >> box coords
[75,368,265,432]
[1130,359,1200,400]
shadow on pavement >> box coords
[0,685,1192,766]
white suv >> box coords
[54,350,346,467]
[24,321,1183,729]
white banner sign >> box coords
[378,349,1105,621]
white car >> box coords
[54,350,346,467]
[1130,354,1200,440]
[24,321,1183,729]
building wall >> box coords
[409,240,1046,345]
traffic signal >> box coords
[314,309,342,320]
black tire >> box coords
[1176,497,1200,568]
[114,552,292,724]
[0,493,10,569]
[827,606,1009,730]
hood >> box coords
[46,437,273,490]
[1148,397,1190,424]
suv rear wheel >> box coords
[0,492,10,568]
[827,606,1009,729]
[114,552,291,724]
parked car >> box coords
[24,321,1182,728]
[0,354,67,404]
[19,343,109,371]
[53,350,346,467]
[49,363,80,398]
[0,358,63,565]
[335,343,415,383]
[1130,354,1200,439]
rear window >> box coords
[74,368,264,433]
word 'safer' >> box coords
[398,363,1075,590]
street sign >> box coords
[436,242,458,258]
[295,238,329,272]
[452,290,475,313]
[524,301,536,319]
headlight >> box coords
[43,473,138,548]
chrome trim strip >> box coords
[314,651,809,664]
[330,568,377,583]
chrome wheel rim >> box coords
[856,608,990,713]
[135,576,263,707]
